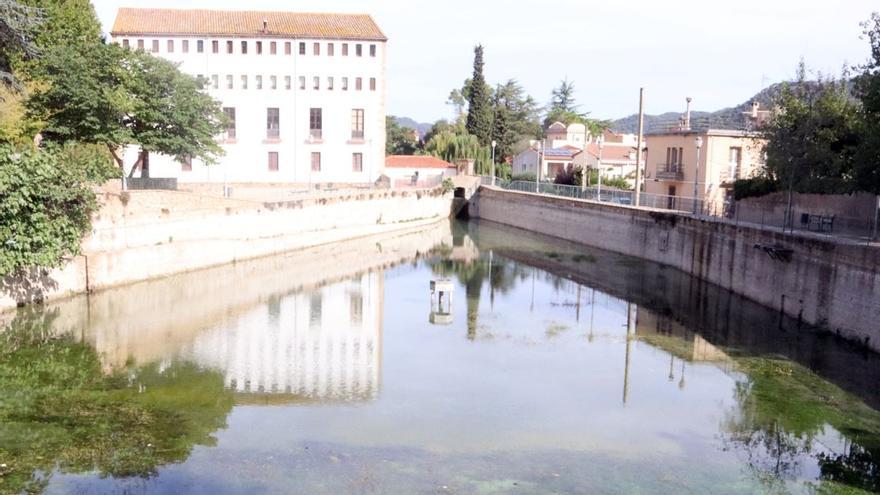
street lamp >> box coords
[596,135,604,201]
[693,136,703,214]
[628,150,636,204]
[491,140,497,186]
[535,140,543,193]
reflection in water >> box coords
[2,219,880,494]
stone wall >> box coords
[0,187,453,311]
[470,186,880,351]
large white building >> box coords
[111,8,387,184]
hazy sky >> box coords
[92,0,878,123]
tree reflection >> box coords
[0,307,234,493]
[720,357,880,493]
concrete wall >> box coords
[0,187,452,311]
[470,186,880,351]
[736,191,879,237]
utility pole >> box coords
[634,88,645,206]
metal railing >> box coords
[495,180,700,213]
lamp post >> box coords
[535,140,543,193]
[596,135,604,201]
[491,140,497,186]
[693,136,703,214]
[628,150,636,204]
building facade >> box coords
[644,130,765,213]
[111,8,387,184]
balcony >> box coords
[655,163,684,181]
[719,163,741,183]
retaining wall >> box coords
[1,187,453,310]
[470,186,880,351]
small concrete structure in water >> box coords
[429,279,454,325]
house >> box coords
[573,141,643,187]
[645,129,765,213]
[512,147,579,180]
[110,8,387,185]
[384,155,457,188]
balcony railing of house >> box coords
[655,163,684,181]
[719,164,741,183]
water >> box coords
[2,220,879,495]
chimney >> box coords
[751,100,760,118]
[262,18,268,32]
[684,97,693,131]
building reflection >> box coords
[181,273,383,402]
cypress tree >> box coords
[466,45,493,145]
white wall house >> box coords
[384,155,457,189]
[111,8,387,184]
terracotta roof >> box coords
[111,8,387,41]
[385,155,456,169]
[586,143,638,161]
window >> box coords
[729,147,742,164]
[226,75,233,89]
[167,40,175,52]
[285,76,291,90]
[342,43,349,56]
[223,107,236,139]
[241,41,248,54]
[342,77,349,91]
[369,44,376,57]
[313,76,319,90]
[311,152,321,172]
[298,76,306,90]
[267,108,280,139]
[313,42,320,55]
[152,40,159,52]
[369,78,376,91]
[181,155,192,172]
[137,39,144,50]
[226,40,233,54]
[285,41,291,55]
[197,40,204,53]
[268,151,279,172]
[351,109,364,139]
[182,40,189,53]
[352,153,363,172]
[122,39,130,48]
[196,74,204,88]
[299,42,306,55]
[212,40,219,53]
[241,75,248,89]
[355,44,362,57]
[327,77,334,90]
[270,75,277,90]
[256,75,263,90]
[211,74,219,89]
[309,108,322,139]
[328,43,334,56]
[355,77,363,90]
[270,41,276,55]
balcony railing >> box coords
[719,164,741,183]
[655,163,684,181]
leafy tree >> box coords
[853,12,880,193]
[758,62,861,194]
[424,130,491,174]
[0,144,114,276]
[29,43,226,177]
[465,45,493,145]
[492,79,542,163]
[386,115,418,155]
[17,0,102,50]
[550,78,577,113]
[0,0,42,87]
[544,78,611,137]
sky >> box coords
[91,0,878,124]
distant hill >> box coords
[392,116,433,136]
[610,82,803,134]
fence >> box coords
[485,178,879,243]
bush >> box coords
[511,172,536,182]
[554,166,584,186]
[733,176,779,200]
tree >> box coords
[385,115,418,155]
[465,45,492,145]
[0,0,42,87]
[550,78,577,113]
[424,130,491,174]
[492,79,542,163]
[544,78,611,136]
[29,43,226,177]
[853,12,880,193]
[17,0,102,50]
[0,144,114,276]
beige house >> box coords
[645,129,765,213]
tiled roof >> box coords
[385,155,456,169]
[111,8,387,41]
[587,143,638,161]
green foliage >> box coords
[29,42,226,171]
[733,176,780,200]
[465,45,493,146]
[386,115,418,155]
[554,165,583,186]
[0,308,234,493]
[492,79,542,163]
[544,79,611,137]
[853,12,880,194]
[441,177,454,194]
[424,130,491,175]
[511,172,536,182]
[17,0,102,50]
[0,145,105,276]
[0,0,43,86]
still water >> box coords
[2,220,880,494]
